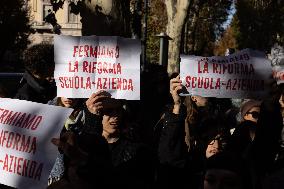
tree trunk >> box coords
[81,0,131,37]
[187,11,199,54]
[165,0,190,74]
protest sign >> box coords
[180,49,272,98]
[269,44,284,84]
[0,98,73,189]
[54,35,141,100]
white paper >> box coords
[54,35,141,100]
[0,98,73,189]
[180,49,273,99]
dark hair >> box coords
[184,96,199,125]
[23,43,54,78]
[205,151,252,189]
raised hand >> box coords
[86,90,121,115]
[85,90,111,115]
[169,75,184,114]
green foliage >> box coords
[214,26,237,56]
[0,0,32,71]
[146,0,232,62]
[183,0,232,56]
[146,0,167,64]
[51,0,131,36]
[232,0,284,51]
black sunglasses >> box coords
[247,111,259,119]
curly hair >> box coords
[23,43,54,78]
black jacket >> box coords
[157,107,203,189]
[14,71,56,103]
[49,109,155,189]
[249,98,283,189]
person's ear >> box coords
[191,96,196,102]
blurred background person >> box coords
[14,43,56,103]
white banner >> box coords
[54,35,141,100]
[0,98,73,189]
[180,49,273,98]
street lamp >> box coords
[141,0,149,71]
[155,32,172,68]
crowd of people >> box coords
[1,43,284,189]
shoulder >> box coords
[14,84,33,100]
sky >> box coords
[223,2,236,29]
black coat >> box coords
[49,109,155,189]
[249,98,283,189]
[14,71,56,103]
[227,98,284,189]
[107,136,155,189]
[157,107,204,189]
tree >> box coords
[232,0,284,52]
[0,0,31,71]
[214,26,237,56]
[165,0,191,74]
[146,0,167,64]
[164,0,232,74]
[182,0,232,56]
[51,0,131,36]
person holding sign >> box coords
[157,75,227,189]
[83,90,155,189]
[0,98,73,189]
[47,97,85,185]
[48,91,154,189]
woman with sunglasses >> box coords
[216,100,261,189]
[228,100,262,154]
[241,100,261,124]
[238,100,262,141]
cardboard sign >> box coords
[180,49,273,98]
[54,35,141,100]
[0,98,73,189]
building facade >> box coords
[28,0,82,45]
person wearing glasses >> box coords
[228,99,262,153]
[238,100,262,141]
[218,100,260,187]
[240,100,262,124]
[156,75,227,189]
